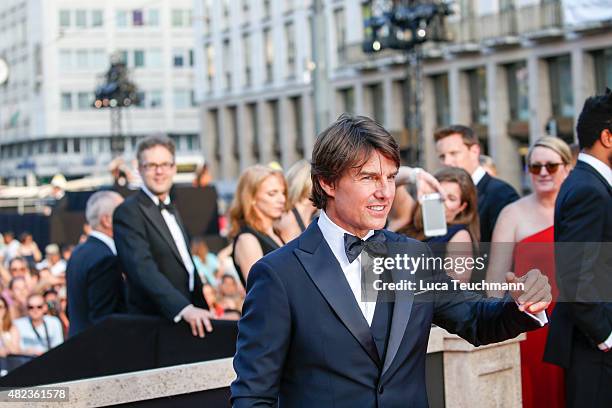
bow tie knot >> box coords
[344,230,387,264]
[158,201,175,214]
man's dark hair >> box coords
[433,125,479,146]
[136,135,176,164]
[576,88,612,149]
[8,256,27,270]
[310,114,400,210]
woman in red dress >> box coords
[486,136,573,408]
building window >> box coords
[116,10,128,27]
[134,50,145,67]
[132,10,144,26]
[173,49,185,67]
[147,9,160,26]
[270,100,281,159]
[367,83,384,124]
[467,67,488,125]
[61,92,72,111]
[59,50,72,71]
[229,106,240,159]
[248,103,260,161]
[92,10,104,27]
[264,28,274,83]
[506,62,529,121]
[174,89,190,109]
[77,92,91,110]
[338,87,355,114]
[59,10,71,28]
[149,90,163,108]
[285,23,295,79]
[223,39,232,90]
[291,96,304,157]
[75,10,87,28]
[263,0,272,19]
[206,44,215,92]
[243,34,252,87]
[334,8,346,61]
[172,9,191,27]
[147,49,162,68]
[593,48,612,92]
[73,138,81,153]
[76,50,89,69]
[547,55,573,118]
[432,74,450,127]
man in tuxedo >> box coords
[113,136,213,337]
[66,191,126,337]
[434,125,519,243]
[231,114,551,407]
[544,90,612,407]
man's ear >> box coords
[318,177,336,199]
[600,128,612,148]
[469,143,481,156]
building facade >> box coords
[0,0,201,184]
[194,0,612,191]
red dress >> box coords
[513,226,565,408]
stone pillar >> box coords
[527,55,551,145]
[422,75,439,172]
[449,66,470,125]
[302,91,315,160]
[571,48,596,142]
[486,61,521,190]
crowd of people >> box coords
[0,88,609,407]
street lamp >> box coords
[363,0,452,166]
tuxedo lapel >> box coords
[137,191,185,268]
[381,248,415,376]
[294,222,381,368]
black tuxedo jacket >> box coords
[476,172,520,243]
[544,160,612,367]
[231,222,542,407]
[113,190,207,320]
[66,235,126,337]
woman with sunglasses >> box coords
[486,136,572,408]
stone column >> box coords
[449,66,471,125]
[527,55,551,145]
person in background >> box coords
[434,125,519,244]
[113,135,213,338]
[276,160,317,243]
[14,293,63,356]
[479,154,498,177]
[7,277,28,319]
[191,237,219,287]
[398,167,480,283]
[193,163,213,188]
[544,90,612,407]
[36,244,66,278]
[229,165,287,287]
[486,136,572,408]
[17,232,42,265]
[7,257,34,290]
[0,296,20,356]
[2,232,21,268]
[202,283,223,317]
[61,244,74,263]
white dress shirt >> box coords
[89,230,116,255]
[318,211,376,326]
[141,185,195,292]
[577,153,612,350]
[471,166,487,186]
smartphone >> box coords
[421,193,447,237]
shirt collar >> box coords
[471,166,487,185]
[89,230,117,255]
[578,152,612,187]
[140,184,171,206]
[317,210,374,266]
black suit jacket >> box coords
[113,190,207,320]
[544,160,612,368]
[476,172,520,243]
[66,235,126,338]
[231,222,542,407]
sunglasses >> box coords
[27,305,44,310]
[528,162,564,175]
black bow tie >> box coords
[158,201,176,214]
[344,230,387,264]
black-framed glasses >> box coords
[27,305,44,310]
[528,162,565,175]
[140,162,175,172]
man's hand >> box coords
[506,270,552,314]
[182,305,214,338]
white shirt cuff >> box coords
[173,305,191,323]
[515,301,548,326]
[597,331,612,351]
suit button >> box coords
[378,385,384,394]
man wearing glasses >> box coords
[113,135,213,338]
[14,293,63,356]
